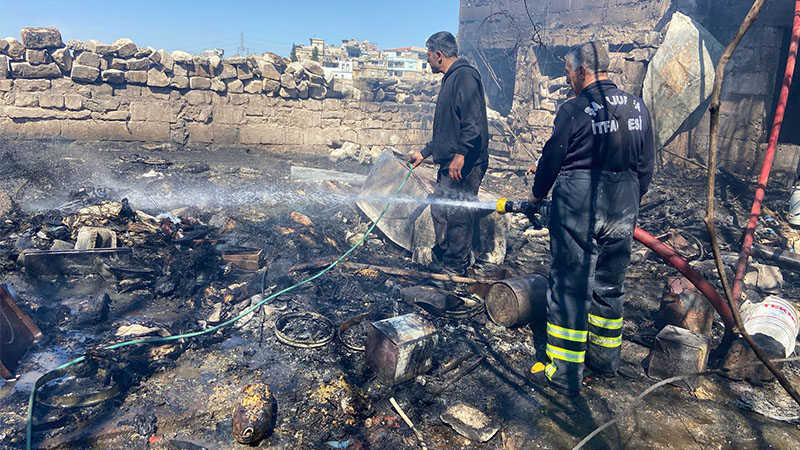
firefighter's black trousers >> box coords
[430,162,487,273]
[544,170,639,393]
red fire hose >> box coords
[633,227,735,328]
[732,0,800,302]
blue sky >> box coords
[0,1,460,56]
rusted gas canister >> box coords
[486,273,548,327]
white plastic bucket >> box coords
[743,295,799,356]
[787,184,800,227]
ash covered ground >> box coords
[1,138,799,449]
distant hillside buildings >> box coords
[291,38,433,81]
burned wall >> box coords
[0,28,435,153]
[459,0,797,177]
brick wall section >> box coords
[0,79,434,153]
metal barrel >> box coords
[486,273,548,327]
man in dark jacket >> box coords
[409,31,489,276]
[529,42,654,395]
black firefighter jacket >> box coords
[421,59,489,172]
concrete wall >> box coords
[459,0,797,176]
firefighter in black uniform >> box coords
[529,42,655,395]
[409,31,489,276]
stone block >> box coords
[226,78,243,93]
[145,86,172,100]
[187,123,214,143]
[0,55,8,79]
[125,70,147,85]
[261,61,281,81]
[170,76,189,89]
[130,100,176,123]
[280,73,296,89]
[14,80,51,91]
[212,104,245,124]
[228,93,249,105]
[5,118,61,138]
[2,106,90,120]
[14,92,39,107]
[187,61,213,78]
[3,38,25,59]
[301,59,324,76]
[136,46,154,58]
[189,76,211,90]
[213,125,239,145]
[113,84,141,97]
[184,90,211,105]
[180,105,212,122]
[20,27,63,49]
[219,63,237,80]
[109,58,126,70]
[243,79,261,94]
[263,79,280,95]
[25,49,52,65]
[101,69,125,84]
[128,121,170,141]
[171,50,192,63]
[71,64,100,82]
[11,61,61,78]
[0,79,12,91]
[64,94,83,110]
[208,55,221,73]
[125,57,150,71]
[74,51,101,68]
[210,78,226,93]
[38,93,64,109]
[149,49,174,72]
[237,64,253,80]
[147,68,170,87]
[172,63,187,77]
[92,110,129,120]
[112,38,137,58]
[86,39,115,55]
[51,48,72,72]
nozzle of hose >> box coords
[495,198,549,230]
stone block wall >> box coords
[459,0,797,176]
[0,28,435,152]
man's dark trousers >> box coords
[544,169,639,393]
[430,162,487,274]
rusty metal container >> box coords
[486,273,548,327]
[657,277,715,335]
[1,284,43,379]
[647,324,710,380]
[365,313,438,386]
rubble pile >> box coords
[0,139,798,448]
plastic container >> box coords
[787,184,800,227]
[742,295,799,356]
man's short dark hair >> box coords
[426,31,458,58]
[565,42,609,74]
